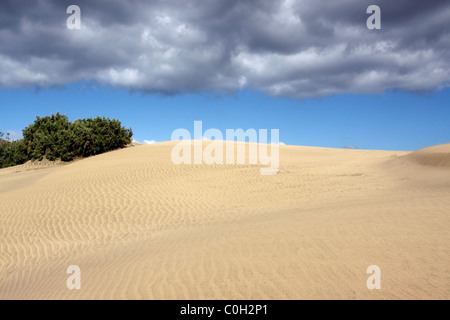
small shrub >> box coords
[0,114,133,168]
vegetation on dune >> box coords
[0,113,133,168]
[0,132,28,168]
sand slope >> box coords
[0,141,449,299]
[408,144,450,167]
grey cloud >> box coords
[0,0,449,98]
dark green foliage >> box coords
[22,113,72,161]
[0,114,133,168]
[70,117,133,158]
[0,134,28,168]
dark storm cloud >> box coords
[0,0,449,98]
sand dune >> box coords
[385,143,450,187]
[408,144,450,167]
[0,141,449,299]
[0,159,64,194]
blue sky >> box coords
[1,1,449,151]
[1,83,449,151]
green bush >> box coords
[22,113,72,161]
[0,132,28,168]
[70,117,133,158]
[0,114,133,168]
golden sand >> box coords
[0,142,449,299]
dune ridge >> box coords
[0,141,449,299]
[408,144,450,167]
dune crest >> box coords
[383,143,450,186]
[407,144,450,167]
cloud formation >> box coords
[0,0,449,98]
[132,138,157,144]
